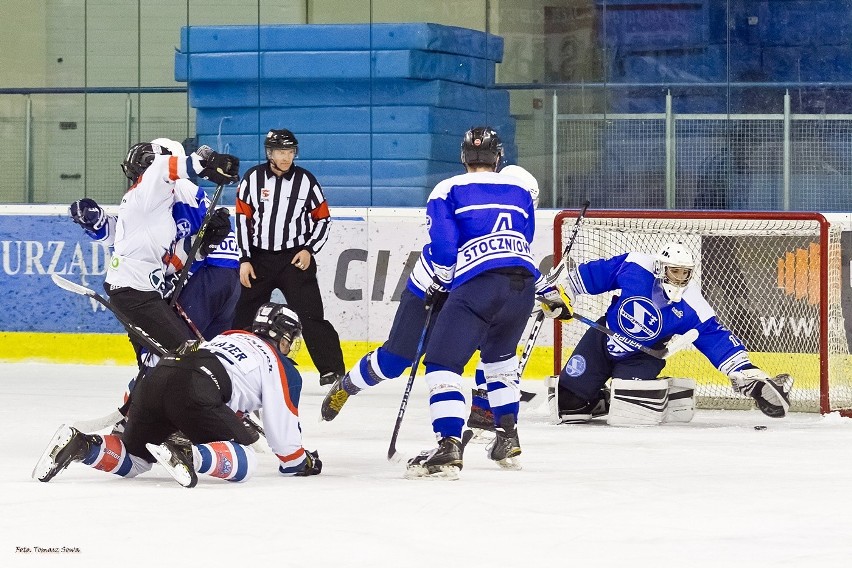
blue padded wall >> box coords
[176,23,515,206]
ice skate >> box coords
[405,436,466,480]
[466,403,496,444]
[146,438,198,488]
[486,415,522,470]
[320,372,342,387]
[33,424,101,482]
[320,374,360,421]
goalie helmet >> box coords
[121,142,170,181]
[461,126,503,169]
[251,302,302,344]
[653,242,695,302]
[500,164,540,208]
[265,129,299,159]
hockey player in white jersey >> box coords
[545,242,793,426]
[33,303,322,487]
[69,141,239,341]
[320,164,542,435]
[103,140,239,363]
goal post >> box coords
[552,209,852,416]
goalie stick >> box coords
[571,311,699,360]
[387,304,435,463]
[517,200,590,378]
[169,182,225,307]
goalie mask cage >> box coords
[553,210,852,416]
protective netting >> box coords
[555,211,852,413]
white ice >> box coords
[2,362,851,567]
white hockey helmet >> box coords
[653,242,694,302]
[500,164,540,208]
[150,138,186,157]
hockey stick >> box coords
[52,274,168,357]
[169,183,225,307]
[517,200,590,377]
[52,273,170,431]
[571,311,698,360]
[387,304,435,463]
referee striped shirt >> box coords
[235,163,331,261]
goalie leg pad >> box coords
[662,377,696,423]
[607,378,669,427]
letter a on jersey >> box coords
[492,213,513,232]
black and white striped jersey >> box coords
[235,163,331,261]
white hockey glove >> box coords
[729,368,793,418]
[537,284,574,321]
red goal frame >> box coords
[551,209,848,416]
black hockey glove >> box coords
[199,208,232,257]
[296,450,322,476]
[195,146,240,185]
[424,277,449,310]
[69,198,106,231]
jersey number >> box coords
[492,213,513,232]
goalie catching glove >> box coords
[198,208,232,257]
[728,367,793,418]
[537,284,574,320]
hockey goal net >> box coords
[553,210,852,415]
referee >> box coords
[233,128,345,386]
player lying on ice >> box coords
[33,303,321,487]
[542,241,794,426]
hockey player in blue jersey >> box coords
[402,126,558,478]
[319,164,541,434]
[547,241,793,426]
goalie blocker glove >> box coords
[192,145,240,186]
[728,367,793,418]
[537,284,574,321]
[199,208,232,257]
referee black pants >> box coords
[233,247,345,376]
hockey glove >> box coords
[296,450,323,476]
[729,367,792,418]
[69,198,106,232]
[194,146,240,185]
[424,277,450,310]
[537,284,574,320]
[199,208,232,257]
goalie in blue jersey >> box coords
[544,241,793,426]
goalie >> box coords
[541,241,793,426]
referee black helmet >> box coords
[265,129,299,160]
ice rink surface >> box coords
[1,362,851,567]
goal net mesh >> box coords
[555,212,852,413]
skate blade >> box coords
[493,456,522,471]
[467,428,496,444]
[404,464,461,480]
[557,415,592,425]
[145,443,196,488]
[32,424,73,482]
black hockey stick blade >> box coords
[169,183,226,307]
[51,273,167,357]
